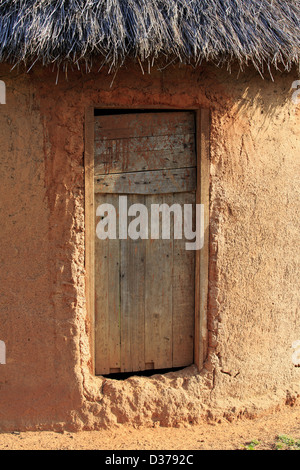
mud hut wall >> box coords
[0,63,299,430]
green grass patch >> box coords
[275,435,300,450]
[242,439,260,450]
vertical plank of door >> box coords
[172,191,195,367]
[145,194,173,370]
[195,109,210,371]
[107,194,121,372]
[94,193,110,375]
[120,195,146,372]
[85,106,95,374]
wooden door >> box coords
[94,112,196,375]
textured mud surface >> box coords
[0,61,299,431]
[0,405,299,450]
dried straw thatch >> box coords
[0,0,299,73]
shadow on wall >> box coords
[229,70,300,121]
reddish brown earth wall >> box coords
[0,62,299,431]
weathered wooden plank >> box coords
[172,192,195,368]
[194,109,210,372]
[94,194,122,375]
[144,194,173,370]
[119,234,131,372]
[95,112,195,140]
[94,193,110,375]
[94,133,196,175]
[107,194,121,372]
[120,195,146,372]
[95,168,196,194]
[199,109,210,369]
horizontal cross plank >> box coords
[94,168,196,194]
[95,112,195,140]
[94,133,196,175]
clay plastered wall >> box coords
[0,63,299,430]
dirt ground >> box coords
[0,405,299,451]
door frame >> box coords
[84,106,210,375]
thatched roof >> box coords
[0,0,299,74]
